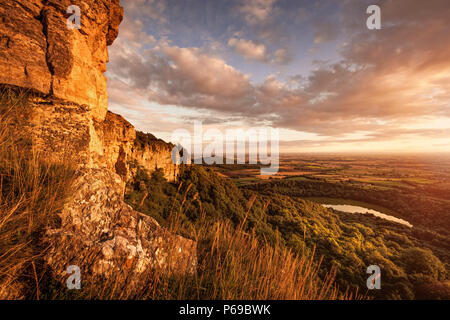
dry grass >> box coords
[161,191,363,300]
[0,87,75,299]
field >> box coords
[128,157,450,299]
[212,153,450,192]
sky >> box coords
[106,0,450,153]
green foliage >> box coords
[125,166,179,226]
[401,248,446,280]
[125,165,449,300]
[247,179,450,238]
[135,131,174,151]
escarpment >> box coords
[0,0,195,293]
[96,111,179,182]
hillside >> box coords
[125,165,450,299]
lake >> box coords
[322,204,413,228]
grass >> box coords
[164,192,353,300]
[233,177,261,186]
[0,87,76,299]
[284,176,313,182]
[352,178,414,189]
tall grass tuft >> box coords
[0,87,75,299]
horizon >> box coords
[194,151,450,158]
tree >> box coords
[401,247,446,280]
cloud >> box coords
[158,45,252,100]
[108,0,450,149]
[312,21,340,44]
[121,0,168,24]
[237,0,277,25]
[109,42,257,114]
[228,38,269,62]
[272,48,292,64]
[271,0,450,136]
[228,38,292,65]
[235,0,290,45]
[116,18,156,49]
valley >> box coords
[124,154,450,299]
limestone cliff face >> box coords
[25,98,179,182]
[0,0,194,291]
[0,0,122,121]
[97,111,179,182]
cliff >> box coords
[0,0,178,182]
[97,111,179,182]
[0,0,122,121]
[0,0,194,295]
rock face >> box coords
[27,99,179,182]
[0,0,195,293]
[46,169,196,277]
[0,0,123,121]
[97,111,179,182]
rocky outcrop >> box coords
[0,0,195,294]
[46,169,196,277]
[0,0,123,121]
